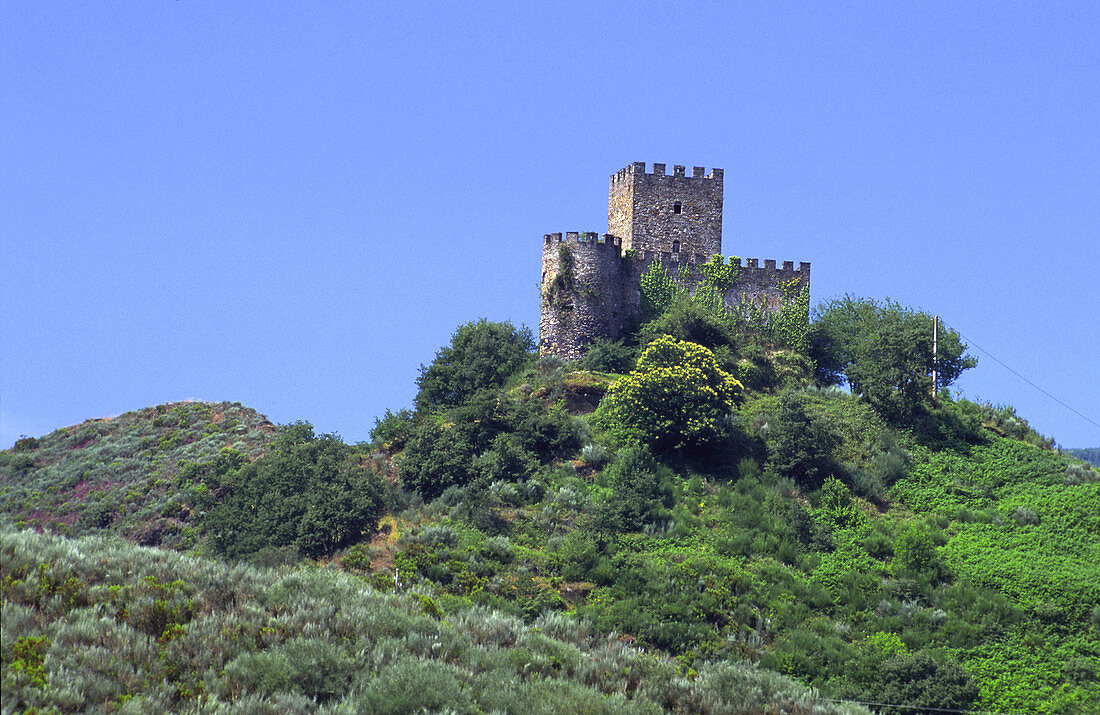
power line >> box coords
[944,322,1100,434]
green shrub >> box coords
[595,444,674,532]
[594,336,741,452]
[8,454,36,474]
[203,424,384,559]
[576,337,636,374]
[12,436,40,452]
[638,298,738,355]
[342,544,372,572]
[766,391,841,490]
[581,443,609,468]
[415,320,534,411]
[893,524,949,584]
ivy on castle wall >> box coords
[690,256,746,316]
[639,261,683,319]
[638,255,810,353]
[771,284,811,353]
[698,255,742,293]
[544,242,604,310]
[544,245,576,310]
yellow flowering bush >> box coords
[595,335,742,450]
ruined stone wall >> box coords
[539,232,628,361]
[538,161,810,361]
[724,259,811,311]
[539,244,811,360]
[608,162,724,257]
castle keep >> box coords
[540,162,810,360]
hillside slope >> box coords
[3,306,1099,713]
[0,528,867,714]
[0,401,276,549]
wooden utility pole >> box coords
[932,315,939,401]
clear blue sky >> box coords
[3,2,1098,448]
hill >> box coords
[0,401,276,549]
[1066,447,1100,467]
[3,299,1099,713]
[1,527,866,713]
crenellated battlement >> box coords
[540,161,811,359]
[542,232,621,248]
[739,258,811,274]
[610,162,724,185]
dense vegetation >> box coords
[3,287,1098,713]
[1067,447,1100,467]
[0,402,276,549]
[1,529,864,713]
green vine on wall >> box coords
[687,256,743,316]
[544,245,576,310]
[698,255,742,293]
[778,276,803,301]
[639,261,683,319]
[771,283,811,352]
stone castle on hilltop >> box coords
[539,162,811,360]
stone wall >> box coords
[540,244,811,361]
[539,162,811,361]
[608,162,724,257]
[725,259,811,311]
[628,253,810,315]
[540,232,628,361]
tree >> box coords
[399,387,580,500]
[203,422,384,559]
[397,421,476,501]
[369,408,415,451]
[594,335,742,452]
[812,296,976,421]
[875,652,979,714]
[638,299,739,355]
[595,444,674,531]
[836,636,978,714]
[766,391,840,490]
[415,320,534,411]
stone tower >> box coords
[608,162,724,257]
[539,162,809,361]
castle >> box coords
[539,162,811,360]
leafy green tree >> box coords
[595,336,742,452]
[397,421,476,501]
[873,652,979,714]
[835,636,978,714]
[369,408,415,451]
[766,391,840,490]
[595,444,674,531]
[415,320,534,411]
[638,299,739,355]
[812,296,976,421]
[399,388,579,500]
[202,422,383,559]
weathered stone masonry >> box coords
[540,162,810,361]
